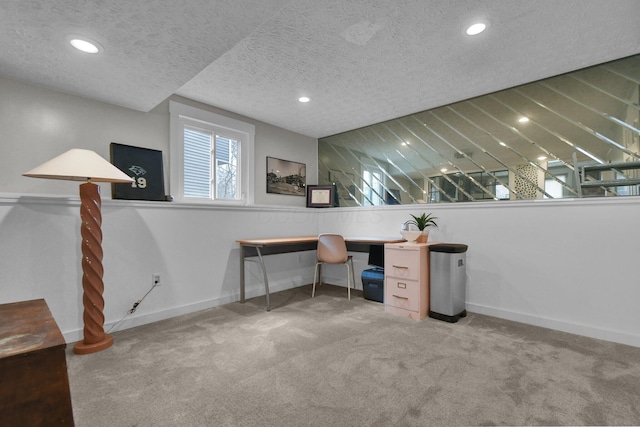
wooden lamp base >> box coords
[73,182,112,355]
[73,333,113,355]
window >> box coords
[544,175,566,199]
[429,170,510,202]
[170,101,254,204]
[363,169,383,206]
[183,127,240,200]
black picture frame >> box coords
[306,185,336,208]
[266,156,306,196]
[110,143,166,201]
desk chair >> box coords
[312,234,356,300]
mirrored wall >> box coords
[318,54,640,206]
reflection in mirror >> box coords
[318,54,639,206]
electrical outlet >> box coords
[152,274,161,287]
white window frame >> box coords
[170,101,255,205]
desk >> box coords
[237,236,404,311]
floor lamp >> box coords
[24,149,133,354]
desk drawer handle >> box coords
[393,294,409,300]
[392,265,408,269]
[397,282,407,289]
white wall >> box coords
[3,194,638,349]
[319,199,640,347]
[2,76,639,349]
[0,195,320,342]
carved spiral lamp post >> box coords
[24,149,133,354]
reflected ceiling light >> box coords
[440,168,448,173]
[69,36,103,54]
[518,116,530,123]
[466,22,487,36]
[499,142,507,147]
[537,156,547,161]
[298,96,310,103]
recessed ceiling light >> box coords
[440,168,448,173]
[466,22,487,36]
[499,142,507,147]
[298,96,310,103]
[518,116,530,123]
[68,35,103,54]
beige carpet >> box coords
[67,285,640,426]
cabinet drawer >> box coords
[385,278,420,312]
[385,247,421,280]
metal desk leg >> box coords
[239,246,246,303]
[255,247,271,311]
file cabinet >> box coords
[384,242,430,320]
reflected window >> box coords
[544,175,566,199]
[363,169,383,206]
[429,170,510,202]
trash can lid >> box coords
[429,243,468,253]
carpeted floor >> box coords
[67,285,640,426]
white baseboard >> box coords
[62,279,309,344]
[467,302,640,348]
[62,296,236,344]
[65,289,639,350]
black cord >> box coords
[106,282,159,334]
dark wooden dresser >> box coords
[0,299,74,426]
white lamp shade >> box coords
[23,149,134,183]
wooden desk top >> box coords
[346,236,405,244]
[0,299,65,360]
[236,235,405,246]
[236,236,319,246]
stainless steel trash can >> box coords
[429,243,468,323]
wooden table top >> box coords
[0,299,65,359]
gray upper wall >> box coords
[0,76,318,206]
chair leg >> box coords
[346,263,351,300]
[312,262,321,297]
[349,258,355,291]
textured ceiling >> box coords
[1,0,639,138]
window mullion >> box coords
[214,141,218,200]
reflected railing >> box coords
[318,54,640,206]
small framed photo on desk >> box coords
[307,185,335,208]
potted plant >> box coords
[403,213,438,243]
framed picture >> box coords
[110,143,166,201]
[266,156,306,196]
[307,185,336,208]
